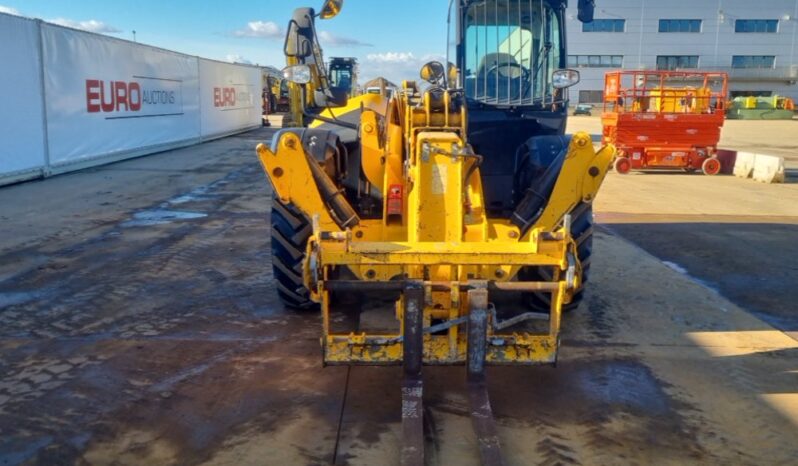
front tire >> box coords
[270,198,315,309]
[520,202,594,312]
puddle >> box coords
[119,170,244,227]
[662,260,688,274]
[0,291,44,308]
[574,360,671,415]
[662,260,722,296]
[165,185,219,206]
[122,210,207,227]
[167,193,216,205]
[0,435,54,465]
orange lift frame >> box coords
[601,70,729,175]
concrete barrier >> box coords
[732,151,786,183]
[752,154,786,183]
[733,152,756,179]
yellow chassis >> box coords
[316,230,573,365]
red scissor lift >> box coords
[602,71,729,175]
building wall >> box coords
[565,0,798,103]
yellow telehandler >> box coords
[256,1,610,463]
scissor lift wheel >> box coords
[614,157,632,174]
[701,157,721,176]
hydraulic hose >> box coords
[303,147,360,229]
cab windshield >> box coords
[329,65,353,91]
[463,0,562,106]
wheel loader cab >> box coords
[455,0,580,216]
[328,57,358,98]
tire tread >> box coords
[270,199,316,310]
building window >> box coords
[731,55,776,69]
[656,55,699,70]
[579,90,604,103]
[582,19,625,32]
[734,19,778,33]
[568,55,623,68]
[730,90,773,98]
[659,19,702,33]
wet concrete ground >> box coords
[601,217,798,336]
[1,127,797,465]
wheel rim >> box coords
[615,157,631,174]
[702,158,720,175]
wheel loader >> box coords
[328,57,358,98]
[256,1,611,464]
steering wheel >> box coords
[485,62,530,100]
[487,62,528,80]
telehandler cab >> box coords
[256,0,611,463]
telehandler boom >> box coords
[256,1,611,463]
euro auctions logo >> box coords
[214,87,236,107]
[213,86,253,110]
[85,77,183,119]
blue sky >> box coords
[0,0,449,83]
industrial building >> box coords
[565,0,798,103]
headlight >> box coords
[552,69,580,89]
[282,65,311,84]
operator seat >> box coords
[335,75,351,91]
[475,52,523,102]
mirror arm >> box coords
[306,12,332,93]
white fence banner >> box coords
[199,59,261,138]
[0,19,266,186]
[41,23,201,168]
[0,14,47,182]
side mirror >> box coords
[577,0,595,23]
[319,0,343,19]
[420,61,446,85]
[284,20,313,58]
[552,69,580,89]
[283,65,312,84]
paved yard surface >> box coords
[568,116,798,337]
[1,125,797,465]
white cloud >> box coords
[0,5,20,15]
[226,54,252,65]
[232,21,282,39]
[366,52,416,63]
[318,31,372,47]
[1,7,121,35]
[48,18,121,34]
[360,52,446,84]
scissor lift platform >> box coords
[601,71,728,175]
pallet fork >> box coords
[401,284,502,465]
